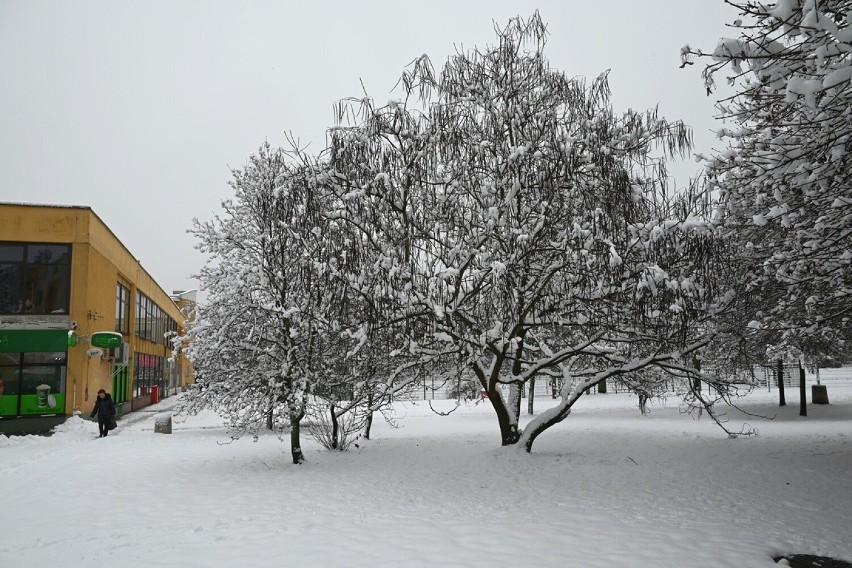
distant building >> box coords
[0,203,193,433]
[169,289,197,321]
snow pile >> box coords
[154,411,173,433]
[0,415,90,448]
[50,414,95,438]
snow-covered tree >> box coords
[184,141,403,459]
[183,143,346,463]
[325,13,726,451]
[682,0,852,363]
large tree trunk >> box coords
[473,358,521,445]
[489,385,521,445]
[486,381,521,445]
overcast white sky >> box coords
[0,0,736,294]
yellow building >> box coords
[0,203,193,434]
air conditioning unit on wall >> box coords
[103,342,129,365]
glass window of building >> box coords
[0,242,71,315]
[0,348,67,417]
[115,282,130,334]
[136,293,148,339]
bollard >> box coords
[811,385,830,405]
[154,412,173,434]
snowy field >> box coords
[2,377,851,568]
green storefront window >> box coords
[0,330,68,417]
[19,366,64,415]
[0,366,20,416]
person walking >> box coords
[90,389,115,437]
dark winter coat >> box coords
[91,394,116,420]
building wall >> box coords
[0,203,192,429]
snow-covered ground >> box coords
[2,376,851,568]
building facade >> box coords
[0,203,193,433]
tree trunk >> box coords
[364,391,374,440]
[692,356,701,395]
[290,408,305,464]
[505,335,524,437]
[777,358,786,407]
[473,360,521,445]
[799,363,807,417]
[507,382,522,433]
[597,379,607,394]
[527,379,535,415]
[330,402,339,449]
[364,410,373,440]
[483,381,520,445]
[490,384,521,445]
